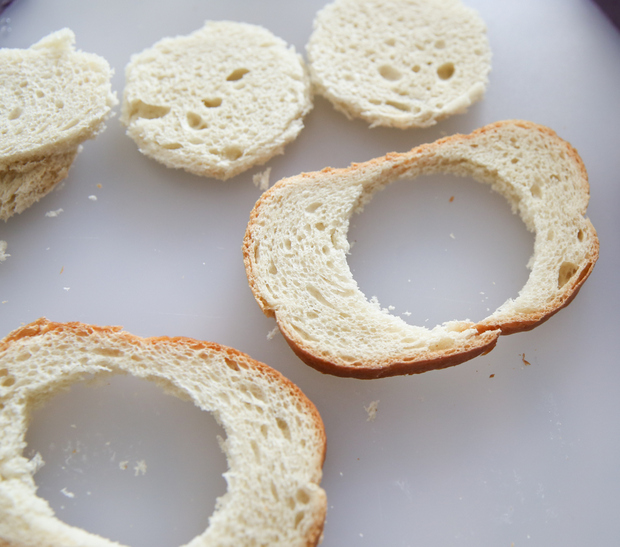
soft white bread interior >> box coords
[0,29,117,221]
[0,319,327,547]
[306,0,491,129]
[243,120,599,378]
[120,21,312,180]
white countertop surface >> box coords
[1,1,619,545]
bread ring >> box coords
[243,120,599,378]
[0,319,327,546]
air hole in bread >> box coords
[8,107,22,121]
[55,100,64,109]
[296,488,311,504]
[224,357,240,371]
[530,184,542,198]
[306,202,322,213]
[162,142,183,150]
[128,99,171,120]
[577,229,584,242]
[558,261,578,288]
[412,64,421,73]
[276,417,292,440]
[187,111,207,130]
[36,90,45,98]
[435,40,446,49]
[385,37,396,46]
[222,145,244,161]
[437,62,455,80]
[294,510,305,528]
[251,440,261,462]
[202,98,222,108]
[378,64,402,81]
[1,374,15,387]
[385,100,410,112]
[226,68,250,81]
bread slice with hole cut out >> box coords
[306,0,492,128]
[0,29,117,221]
[120,21,312,180]
[243,120,599,378]
[0,318,327,547]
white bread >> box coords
[243,120,599,378]
[306,0,491,129]
[120,21,312,180]
[0,318,327,547]
[0,29,117,221]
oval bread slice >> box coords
[0,319,327,547]
[243,120,599,378]
[0,29,117,221]
[306,0,491,129]
[120,21,313,180]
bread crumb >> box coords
[0,240,9,262]
[402,311,411,316]
[267,326,279,340]
[119,461,129,470]
[63,287,70,291]
[96,183,102,189]
[521,353,531,366]
[45,208,64,218]
[364,400,379,422]
[134,460,147,476]
[449,196,455,202]
[60,487,75,498]
[88,195,97,201]
[489,374,495,378]
[253,167,272,191]
[449,233,455,239]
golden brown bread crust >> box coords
[243,120,599,378]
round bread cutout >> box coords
[0,319,327,546]
[306,0,492,128]
[121,21,312,180]
[243,120,599,378]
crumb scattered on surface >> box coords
[364,400,380,422]
[521,353,531,366]
[450,233,455,239]
[88,195,97,201]
[402,311,411,316]
[45,208,64,218]
[63,287,70,292]
[253,167,272,191]
[0,240,9,262]
[97,183,102,189]
[134,460,147,476]
[449,196,455,202]
[60,488,75,498]
[489,374,495,378]
[119,461,129,471]
[267,326,279,340]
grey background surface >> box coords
[1,1,619,546]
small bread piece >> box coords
[0,319,327,547]
[243,120,599,378]
[306,0,491,128]
[0,29,117,221]
[120,21,312,180]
